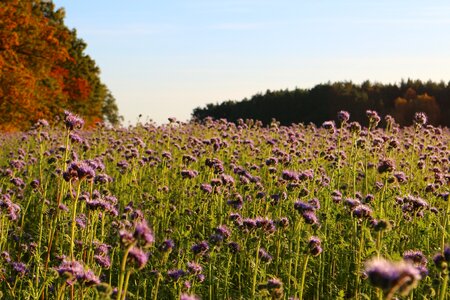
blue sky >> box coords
[53,0,450,124]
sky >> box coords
[53,0,450,125]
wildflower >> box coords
[366,110,381,127]
[308,236,323,256]
[322,121,336,133]
[242,218,257,229]
[302,210,319,225]
[11,261,28,277]
[215,225,231,239]
[159,239,175,253]
[133,219,154,248]
[337,110,350,123]
[127,246,149,270]
[260,277,284,300]
[413,112,427,127]
[378,159,395,174]
[433,245,450,270]
[200,183,213,193]
[294,200,315,213]
[258,248,273,262]
[1,251,11,263]
[403,250,428,277]
[349,121,361,133]
[55,259,100,286]
[180,293,200,300]
[277,217,289,228]
[191,241,209,256]
[69,132,83,143]
[228,241,241,253]
[187,262,202,274]
[352,204,373,219]
[94,255,111,269]
[168,269,185,281]
[282,170,298,181]
[220,174,235,186]
[394,172,407,183]
[365,257,421,297]
[63,161,95,182]
[75,214,87,229]
[181,169,199,179]
[36,119,49,128]
[64,111,84,130]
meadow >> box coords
[0,111,449,299]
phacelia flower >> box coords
[365,257,421,297]
[64,111,84,130]
[127,246,149,270]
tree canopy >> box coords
[192,79,450,127]
[0,0,121,131]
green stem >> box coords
[439,270,449,300]
[121,270,133,300]
[299,254,310,300]
[70,182,82,261]
[117,243,135,300]
[251,240,261,298]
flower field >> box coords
[0,111,449,299]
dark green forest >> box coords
[192,79,450,127]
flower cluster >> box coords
[365,257,422,297]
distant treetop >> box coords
[192,79,450,127]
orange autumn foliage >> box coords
[0,0,119,131]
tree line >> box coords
[192,79,450,127]
[0,0,121,131]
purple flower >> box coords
[64,111,84,130]
[215,225,231,239]
[55,259,100,286]
[69,132,83,143]
[36,119,49,128]
[242,218,257,229]
[378,159,395,174]
[413,112,427,126]
[228,241,241,253]
[11,261,28,276]
[159,239,175,253]
[266,277,283,289]
[75,214,87,229]
[191,241,209,255]
[187,261,202,274]
[433,246,450,270]
[337,110,350,123]
[167,269,185,281]
[282,170,299,181]
[366,110,381,127]
[133,219,154,247]
[200,183,213,193]
[94,255,111,269]
[365,257,421,296]
[181,169,199,179]
[322,121,336,132]
[403,250,427,267]
[294,200,315,213]
[180,293,200,300]
[258,248,273,262]
[63,161,95,182]
[308,236,322,256]
[220,174,235,186]
[394,172,407,183]
[352,204,373,219]
[302,211,319,225]
[1,251,11,263]
[128,246,149,270]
